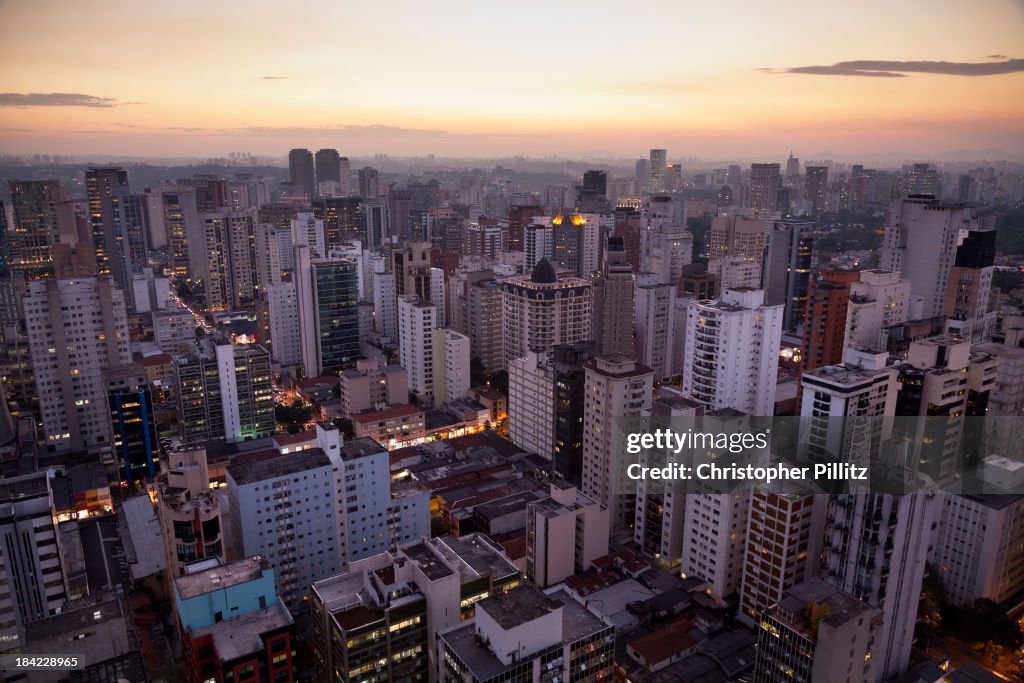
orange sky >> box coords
[1,0,1022,159]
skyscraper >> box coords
[635,283,677,380]
[288,148,315,199]
[748,163,781,212]
[7,179,74,279]
[763,219,814,332]
[591,236,635,357]
[804,166,829,215]
[314,148,341,185]
[299,256,360,375]
[649,149,667,192]
[358,166,380,199]
[85,167,148,308]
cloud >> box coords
[259,76,288,80]
[762,58,1024,77]
[0,92,129,107]
[987,54,1008,59]
[234,124,549,140]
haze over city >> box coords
[1,0,1023,159]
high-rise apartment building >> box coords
[449,269,504,373]
[227,430,428,608]
[174,340,274,444]
[754,578,879,683]
[635,283,677,380]
[822,493,938,682]
[933,493,1024,607]
[943,228,995,341]
[500,259,591,368]
[682,288,783,416]
[291,211,326,257]
[0,471,69,656]
[845,269,914,352]
[739,493,826,623]
[432,327,470,407]
[591,236,635,357]
[508,350,556,459]
[681,491,751,602]
[398,294,437,402]
[526,482,610,587]
[707,208,774,289]
[802,268,860,371]
[288,148,315,199]
[880,195,985,319]
[358,166,380,200]
[581,354,653,531]
[264,281,301,367]
[24,276,131,453]
[200,209,259,311]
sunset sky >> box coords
[1,0,1022,160]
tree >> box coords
[941,599,1024,650]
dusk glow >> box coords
[1,0,1022,158]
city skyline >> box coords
[1,0,1023,158]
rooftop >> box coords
[195,603,292,663]
[339,437,389,460]
[226,448,331,485]
[441,588,609,680]
[477,585,562,630]
[174,556,269,601]
[771,578,875,634]
[351,403,424,424]
[428,533,519,581]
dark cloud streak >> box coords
[0,92,126,107]
[763,58,1024,77]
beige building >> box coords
[581,353,653,531]
[338,358,408,418]
[158,445,223,579]
[526,482,609,587]
[500,259,591,368]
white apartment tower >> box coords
[682,288,783,416]
[879,195,984,319]
[508,351,556,458]
[581,354,653,531]
[635,283,677,380]
[845,269,914,352]
[431,327,470,408]
[265,281,301,367]
[681,491,751,603]
[398,295,437,403]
